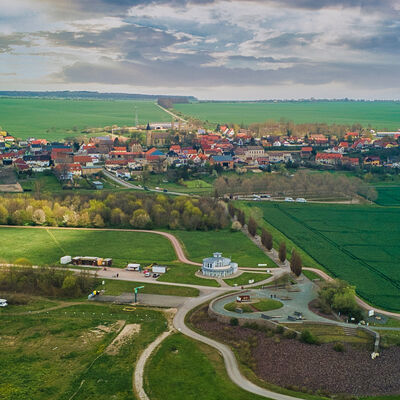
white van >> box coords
[296,198,307,203]
[284,197,294,202]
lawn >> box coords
[0,303,167,400]
[172,230,277,268]
[223,272,272,286]
[245,202,400,311]
[0,98,170,140]
[144,333,266,400]
[95,278,199,297]
[224,299,282,313]
[19,172,62,192]
[174,101,400,130]
[0,227,176,267]
[157,262,220,287]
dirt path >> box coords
[155,103,187,122]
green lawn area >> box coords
[95,278,199,297]
[175,101,400,130]
[158,262,220,287]
[0,303,167,400]
[243,201,400,312]
[0,98,170,140]
[223,272,271,287]
[172,230,277,268]
[144,333,266,400]
[302,270,322,281]
[224,299,282,313]
[374,186,400,206]
[183,179,213,189]
[0,227,176,267]
[19,172,61,192]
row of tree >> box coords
[0,192,230,231]
[0,267,97,298]
[215,170,377,200]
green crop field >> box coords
[172,230,277,268]
[0,98,170,140]
[174,101,400,130]
[374,186,400,206]
[0,227,176,267]
[0,303,166,400]
[248,202,400,311]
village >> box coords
[0,121,400,190]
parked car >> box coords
[152,273,160,278]
[296,197,307,203]
[144,272,151,277]
[0,299,8,307]
[284,197,294,202]
[163,189,168,193]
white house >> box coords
[202,252,238,277]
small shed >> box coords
[60,255,72,265]
[152,265,167,274]
[92,181,104,190]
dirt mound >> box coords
[106,324,141,355]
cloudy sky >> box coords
[1,0,399,99]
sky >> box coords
[0,0,399,100]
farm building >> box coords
[202,252,238,277]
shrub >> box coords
[284,330,298,339]
[231,220,242,232]
[275,325,284,334]
[300,329,319,345]
[333,342,345,352]
[230,317,239,326]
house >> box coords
[73,155,94,167]
[301,146,313,158]
[210,155,235,169]
[146,131,170,147]
[130,141,143,153]
[363,156,380,166]
[342,157,359,167]
[244,146,265,160]
[55,164,82,180]
[315,153,343,165]
[202,252,238,277]
[92,181,104,190]
[309,134,329,145]
[268,152,294,163]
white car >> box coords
[296,198,307,203]
[284,197,294,202]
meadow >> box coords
[174,101,400,130]
[0,303,166,400]
[0,227,176,267]
[172,230,277,268]
[0,98,169,140]
[144,333,266,400]
[248,202,400,311]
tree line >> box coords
[0,193,229,231]
[0,267,97,299]
[215,170,377,200]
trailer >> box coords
[236,295,251,303]
[72,256,112,267]
[152,265,167,274]
[60,255,72,265]
[126,263,141,271]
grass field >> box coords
[95,278,199,297]
[175,101,400,130]
[248,202,400,311]
[0,227,176,267]
[158,262,220,287]
[0,98,170,140]
[223,272,271,286]
[172,230,277,268]
[0,303,166,400]
[144,333,265,400]
[374,186,400,206]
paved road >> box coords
[103,169,190,197]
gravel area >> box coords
[191,307,400,397]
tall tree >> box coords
[247,217,257,237]
[279,241,287,263]
[290,249,302,277]
[261,229,273,251]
